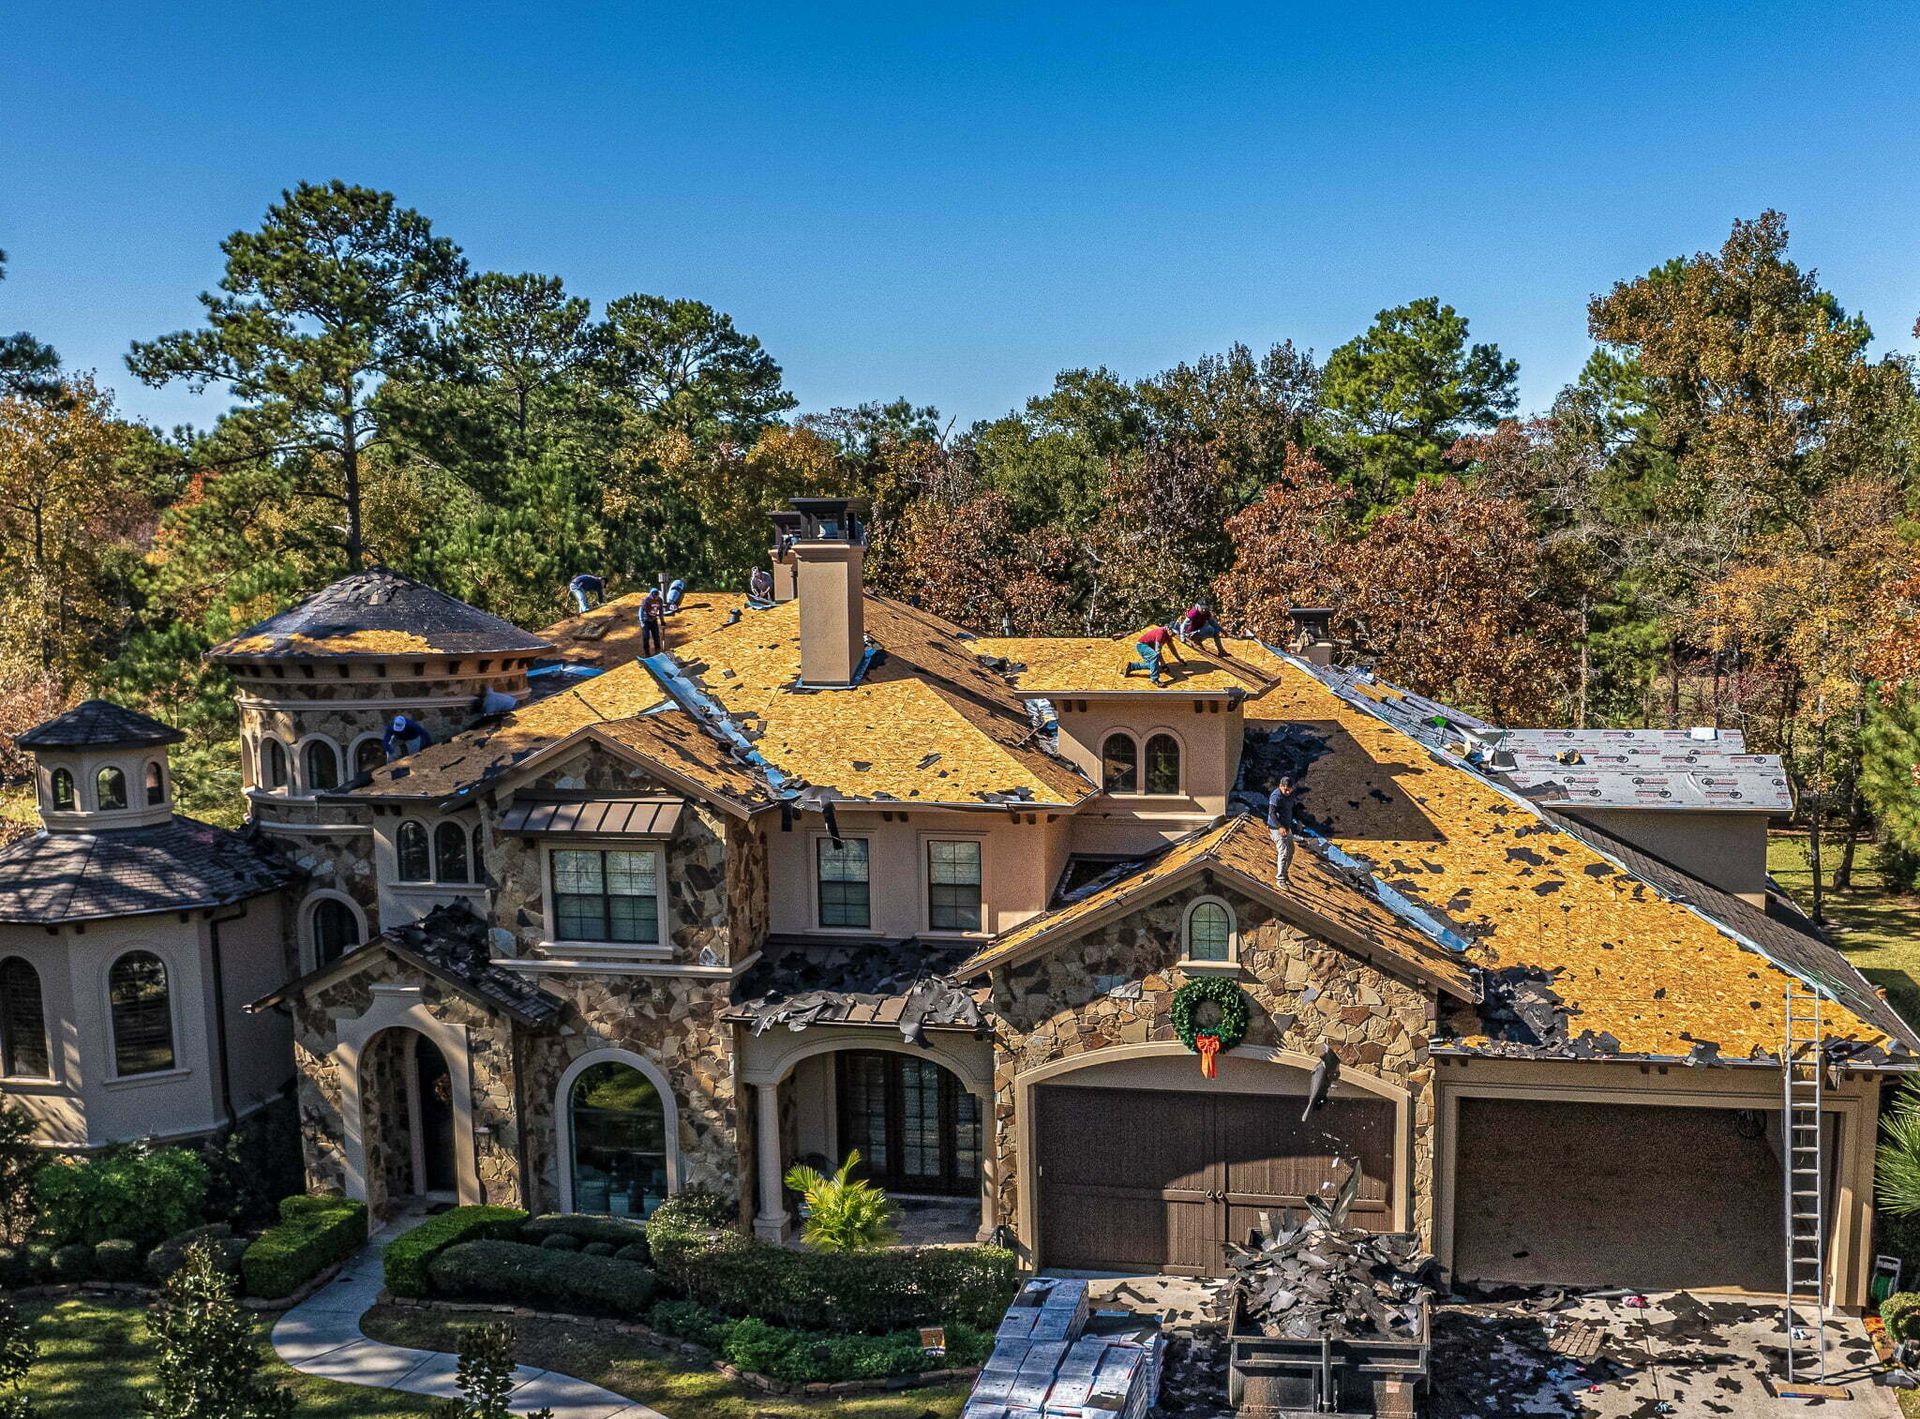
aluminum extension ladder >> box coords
[1783,981,1827,1385]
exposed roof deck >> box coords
[972,634,1286,697]
[209,568,553,660]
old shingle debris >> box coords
[728,937,987,1046]
[1222,1193,1434,1343]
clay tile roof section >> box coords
[972,635,1287,696]
[0,817,293,923]
[208,567,553,660]
[16,700,185,750]
[1245,652,1910,1064]
[959,813,1477,998]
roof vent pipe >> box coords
[767,510,802,603]
[787,497,869,688]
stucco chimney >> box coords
[788,498,868,687]
[1287,607,1336,666]
[767,511,802,603]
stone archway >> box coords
[334,986,482,1213]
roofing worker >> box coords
[664,577,686,614]
[567,572,605,614]
[1122,624,1183,686]
[1178,602,1226,655]
[384,714,434,763]
[1267,771,1299,881]
[749,566,774,602]
[639,588,666,656]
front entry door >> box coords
[413,1034,458,1195]
[1035,1084,1395,1273]
[837,1052,982,1195]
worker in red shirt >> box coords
[1123,624,1183,686]
[1178,603,1226,655]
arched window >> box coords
[264,739,290,791]
[0,957,50,1079]
[309,898,362,968]
[303,739,341,793]
[1185,899,1235,963]
[1144,733,1181,796]
[470,824,485,881]
[145,761,166,806]
[50,768,75,812]
[397,821,431,882]
[568,1061,669,1217]
[1101,733,1138,793]
[353,737,386,780]
[108,952,174,1077]
[95,766,127,811]
[435,822,470,883]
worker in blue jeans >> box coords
[568,572,604,614]
[639,590,666,656]
[1122,625,1183,685]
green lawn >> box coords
[16,1295,431,1418]
[360,1305,970,1419]
[1768,832,1920,1031]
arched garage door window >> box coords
[569,1062,669,1218]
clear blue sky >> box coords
[5,2,1918,434]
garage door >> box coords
[1034,1084,1396,1273]
[1452,1098,1801,1294]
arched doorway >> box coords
[361,1027,460,1208]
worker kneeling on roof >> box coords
[384,714,433,762]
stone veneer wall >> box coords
[260,802,381,925]
[988,880,1438,1249]
[287,948,523,1216]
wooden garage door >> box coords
[1452,1098,1802,1294]
[1035,1084,1395,1273]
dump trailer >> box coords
[1227,1292,1429,1418]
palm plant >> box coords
[783,1150,898,1253]
[1880,1084,1920,1217]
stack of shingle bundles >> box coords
[963,1278,1095,1419]
[1037,1325,1166,1419]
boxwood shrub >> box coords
[33,1147,210,1248]
[1883,1290,1920,1341]
[383,1205,527,1298]
[428,1239,656,1317]
[242,1194,368,1299]
[539,1233,580,1251]
[92,1238,142,1281]
[49,1243,91,1281]
[646,1299,993,1384]
[146,1224,245,1282]
[522,1213,651,1256]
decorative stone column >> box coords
[752,1081,790,1243]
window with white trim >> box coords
[1184,899,1235,962]
[352,737,386,779]
[303,738,341,793]
[927,840,983,932]
[264,739,290,791]
[817,837,871,928]
[309,898,362,968]
[553,848,661,945]
[108,951,174,1077]
[145,761,166,806]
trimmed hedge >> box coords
[50,1243,91,1281]
[383,1205,527,1298]
[1884,1290,1920,1342]
[146,1224,245,1282]
[648,1299,993,1384]
[522,1213,651,1256]
[428,1239,656,1317]
[242,1194,368,1299]
[539,1233,580,1252]
[93,1238,141,1281]
[644,1207,1016,1334]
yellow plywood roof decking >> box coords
[973,635,1287,696]
[962,814,1478,998]
[1243,662,1902,1060]
[536,592,748,671]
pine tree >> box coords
[142,1240,293,1419]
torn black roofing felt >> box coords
[16,700,185,751]
[0,816,293,923]
[255,900,564,1026]
[728,935,988,1045]
[209,567,552,658]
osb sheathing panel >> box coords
[1245,666,1892,1056]
[669,597,1093,805]
[967,814,1475,996]
[974,634,1285,695]
[536,592,747,671]
[219,629,439,656]
[592,714,772,807]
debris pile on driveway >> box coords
[1222,1202,1435,1341]
[963,1276,1165,1419]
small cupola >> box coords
[15,700,183,831]
[787,497,869,688]
[1286,607,1336,666]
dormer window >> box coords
[1184,898,1236,964]
[50,768,75,812]
[96,766,127,811]
[145,761,166,806]
[1102,734,1138,793]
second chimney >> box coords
[767,511,802,602]
[788,497,868,687]
[1286,606,1336,666]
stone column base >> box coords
[753,1212,792,1244]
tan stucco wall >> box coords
[1054,698,1243,856]
[1568,808,1771,905]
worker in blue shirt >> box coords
[384,715,433,762]
[568,573,604,614]
[1267,772,1299,880]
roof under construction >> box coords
[209,568,554,660]
[534,591,749,671]
[1499,726,1793,813]
[972,634,1286,696]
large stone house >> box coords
[14,496,1909,1309]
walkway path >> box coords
[271,1218,665,1418]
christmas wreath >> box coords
[1171,977,1250,1079]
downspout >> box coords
[207,903,250,1134]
